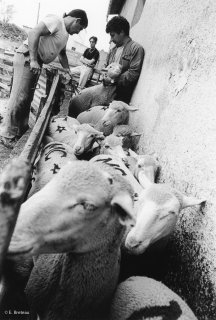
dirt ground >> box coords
[0,98,31,171]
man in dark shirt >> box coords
[70,36,99,89]
[106,16,144,103]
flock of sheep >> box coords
[1,63,205,319]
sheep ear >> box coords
[127,105,139,112]
[181,195,206,209]
[96,133,105,141]
[131,132,142,137]
[8,234,34,256]
[111,193,135,226]
[89,123,95,128]
[128,148,138,159]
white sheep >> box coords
[126,149,161,188]
[90,154,143,201]
[68,62,122,118]
[109,276,198,320]
[46,116,104,157]
[8,161,135,320]
[90,151,204,259]
[90,134,128,163]
[125,183,205,255]
[77,100,139,136]
[124,150,205,254]
[113,125,142,151]
[28,141,77,197]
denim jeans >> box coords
[0,46,41,138]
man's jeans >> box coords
[70,64,93,89]
[0,48,40,139]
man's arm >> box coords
[58,47,72,77]
[80,49,99,67]
[80,56,95,66]
[117,46,145,88]
[28,22,51,74]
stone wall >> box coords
[123,0,216,319]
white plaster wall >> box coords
[122,0,216,318]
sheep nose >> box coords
[127,237,142,249]
[74,146,82,154]
[102,120,110,127]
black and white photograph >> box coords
[0,0,214,319]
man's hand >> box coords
[30,60,41,74]
[63,67,73,79]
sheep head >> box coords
[72,123,104,156]
[127,150,161,188]
[100,101,138,130]
[98,134,128,162]
[102,63,122,85]
[125,183,206,254]
[8,161,135,257]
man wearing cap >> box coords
[0,9,88,148]
[70,36,99,90]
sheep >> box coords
[89,134,128,163]
[8,161,135,320]
[125,183,205,255]
[120,150,205,281]
[109,276,198,320]
[68,62,122,118]
[90,154,143,201]
[90,151,205,281]
[77,100,139,136]
[126,149,161,187]
[28,141,77,197]
[45,116,105,157]
[113,125,142,151]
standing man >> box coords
[70,36,100,90]
[0,9,88,148]
[105,15,144,103]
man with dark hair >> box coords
[0,9,88,148]
[105,15,144,103]
[70,36,99,90]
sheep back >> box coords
[68,84,116,118]
[109,276,198,320]
[77,105,109,125]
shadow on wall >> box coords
[131,0,146,27]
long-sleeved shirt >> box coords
[106,37,144,103]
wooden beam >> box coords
[19,73,59,165]
[0,82,10,91]
[0,158,31,280]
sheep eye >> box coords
[169,211,176,215]
[108,177,113,185]
[80,201,97,212]
[104,145,110,149]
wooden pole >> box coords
[0,72,59,281]
[19,73,59,166]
